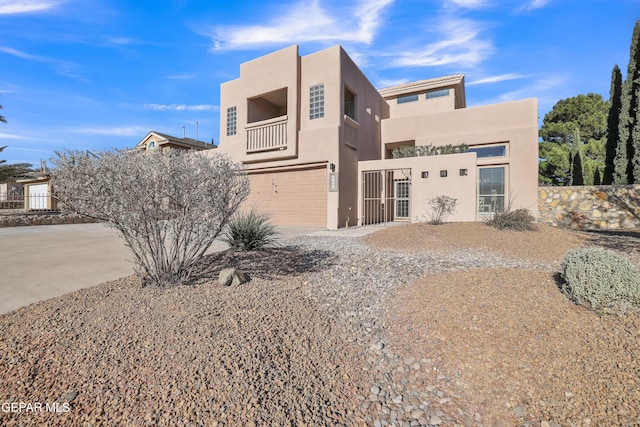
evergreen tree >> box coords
[539,93,607,185]
[573,150,585,185]
[603,65,623,184]
[593,167,601,185]
[616,20,640,184]
[569,128,585,185]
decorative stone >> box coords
[218,268,249,286]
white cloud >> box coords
[0,46,44,61]
[105,37,137,46]
[72,126,149,136]
[467,73,526,85]
[477,75,566,109]
[520,0,551,11]
[390,18,494,68]
[143,103,217,112]
[0,0,63,14]
[166,74,195,80]
[446,0,489,9]
[0,132,34,140]
[376,78,410,89]
[207,0,394,51]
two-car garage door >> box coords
[245,166,327,227]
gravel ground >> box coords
[1,222,639,426]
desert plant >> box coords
[484,202,536,231]
[51,149,249,286]
[392,144,468,159]
[222,207,279,251]
[427,195,458,224]
[560,247,640,313]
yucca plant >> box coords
[222,207,279,251]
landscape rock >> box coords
[217,268,249,286]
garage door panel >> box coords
[244,166,327,227]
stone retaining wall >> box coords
[0,212,100,228]
[538,185,640,230]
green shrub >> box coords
[560,248,640,313]
[484,206,536,231]
[222,207,279,251]
[391,144,468,158]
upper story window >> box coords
[147,140,156,150]
[344,86,356,121]
[468,144,507,158]
[426,89,450,99]
[226,106,237,136]
[397,94,419,104]
[309,84,324,120]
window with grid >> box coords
[226,106,237,136]
[309,84,324,119]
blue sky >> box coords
[0,0,637,166]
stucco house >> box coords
[136,131,214,152]
[214,45,538,229]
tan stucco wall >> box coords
[386,90,456,118]
[358,153,478,224]
[381,98,539,217]
[216,45,389,229]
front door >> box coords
[394,180,410,220]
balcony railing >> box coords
[344,115,359,148]
[246,115,288,153]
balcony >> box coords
[246,115,288,153]
[343,115,359,148]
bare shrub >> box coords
[51,149,249,286]
[427,195,458,224]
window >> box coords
[344,86,356,121]
[468,145,506,158]
[426,89,450,99]
[147,140,156,149]
[309,84,324,120]
[226,106,237,136]
[397,94,419,104]
[478,167,505,214]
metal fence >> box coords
[0,192,58,214]
[361,168,412,225]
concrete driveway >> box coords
[0,223,323,315]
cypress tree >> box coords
[570,150,585,185]
[593,167,601,185]
[603,65,623,184]
[570,128,585,185]
[573,151,585,185]
[616,20,640,184]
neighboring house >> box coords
[17,172,56,211]
[0,181,23,201]
[215,44,538,229]
[136,131,215,152]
